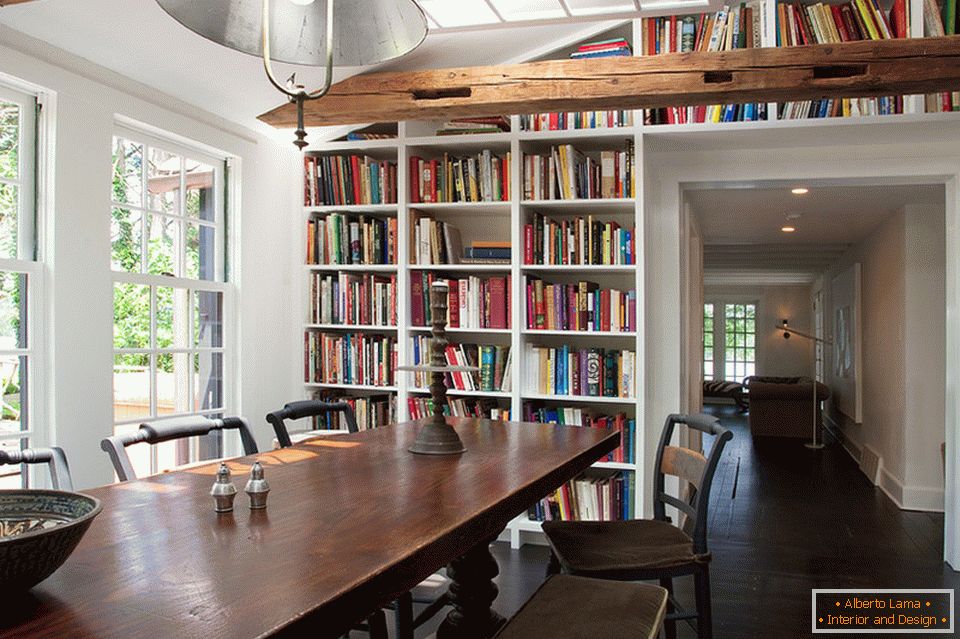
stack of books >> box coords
[303,332,396,387]
[524,213,635,265]
[528,469,634,521]
[303,155,397,206]
[309,273,397,327]
[309,391,395,431]
[435,116,510,136]
[643,7,765,124]
[306,214,398,265]
[410,339,512,392]
[523,142,634,200]
[777,0,906,118]
[524,278,636,333]
[571,37,632,58]
[407,396,511,421]
[923,0,960,111]
[411,272,510,330]
[409,150,511,203]
[344,132,396,141]
[523,404,636,464]
[524,344,636,398]
[463,240,510,264]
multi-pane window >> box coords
[724,303,756,382]
[111,128,228,478]
[0,85,38,488]
[703,303,715,381]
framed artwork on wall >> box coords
[831,263,863,424]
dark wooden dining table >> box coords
[1,417,618,639]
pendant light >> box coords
[155,0,428,149]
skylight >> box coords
[416,0,714,32]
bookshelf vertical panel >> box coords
[397,124,411,421]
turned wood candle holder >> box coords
[396,281,475,455]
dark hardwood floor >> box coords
[389,405,958,637]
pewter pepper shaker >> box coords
[244,461,270,510]
[210,461,237,513]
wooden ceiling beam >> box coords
[258,36,960,128]
[0,0,40,5]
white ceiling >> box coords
[0,0,631,141]
[689,183,945,277]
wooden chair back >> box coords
[0,446,74,490]
[100,415,258,481]
[653,413,732,555]
[267,399,359,449]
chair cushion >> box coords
[542,519,705,577]
[495,575,667,639]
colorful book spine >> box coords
[309,273,397,326]
[303,155,397,206]
[306,214,398,265]
[304,332,396,387]
[524,277,636,333]
[523,142,634,201]
[523,213,636,265]
[524,344,636,398]
[527,469,635,522]
[411,271,511,330]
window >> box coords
[111,127,229,478]
[724,303,756,382]
[0,84,39,488]
[703,303,714,381]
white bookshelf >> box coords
[303,10,960,548]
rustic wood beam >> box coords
[0,0,39,6]
[258,36,960,128]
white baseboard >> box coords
[879,468,945,513]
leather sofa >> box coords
[744,376,831,438]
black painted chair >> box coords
[100,415,259,481]
[543,413,733,639]
[494,575,668,639]
[269,400,450,639]
[267,399,358,448]
[0,446,74,490]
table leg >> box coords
[436,537,506,639]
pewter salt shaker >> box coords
[210,461,237,513]
[244,461,270,510]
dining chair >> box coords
[0,446,74,490]
[269,400,450,639]
[542,413,733,639]
[99,415,259,481]
[267,399,358,449]
[494,575,668,639]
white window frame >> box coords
[110,123,234,475]
[722,302,757,382]
[703,302,715,381]
[0,81,44,487]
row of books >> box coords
[411,272,510,330]
[434,116,510,136]
[308,391,395,431]
[303,155,398,207]
[525,278,637,333]
[776,0,905,118]
[524,344,636,398]
[407,396,512,421]
[308,273,397,327]
[409,339,512,392]
[409,151,511,204]
[528,469,635,522]
[305,214,398,266]
[303,332,396,387]
[523,143,634,200]
[642,7,765,125]
[571,37,632,59]
[519,111,633,132]
[524,213,636,265]
[523,405,636,464]
[924,0,960,112]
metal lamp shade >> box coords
[155,0,427,67]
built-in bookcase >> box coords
[304,15,960,547]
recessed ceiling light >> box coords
[781,226,796,233]
[791,187,809,195]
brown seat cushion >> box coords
[494,575,667,639]
[542,519,706,577]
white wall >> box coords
[822,202,946,511]
[0,31,302,489]
[705,283,814,380]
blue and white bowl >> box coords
[0,490,102,591]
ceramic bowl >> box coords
[0,490,102,591]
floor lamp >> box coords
[778,320,832,450]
